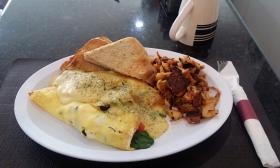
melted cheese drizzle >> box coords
[52,70,168,138]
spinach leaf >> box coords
[159,113,166,118]
[130,130,154,149]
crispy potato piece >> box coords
[155,72,171,81]
[202,87,220,118]
[167,109,183,120]
[162,62,170,72]
[156,80,167,92]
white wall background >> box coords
[229,0,280,79]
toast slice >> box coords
[84,37,156,84]
[60,36,111,72]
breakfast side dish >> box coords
[29,36,220,150]
[151,53,220,124]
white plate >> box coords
[14,48,233,162]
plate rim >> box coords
[14,48,233,162]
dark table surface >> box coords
[0,0,280,167]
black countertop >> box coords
[0,0,279,167]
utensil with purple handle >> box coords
[217,61,280,168]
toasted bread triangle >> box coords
[60,36,111,72]
[84,37,156,84]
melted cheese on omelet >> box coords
[53,70,133,107]
[29,87,139,150]
[30,70,168,150]
[52,70,168,138]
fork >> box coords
[217,60,280,168]
[217,60,227,72]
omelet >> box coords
[29,70,168,150]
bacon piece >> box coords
[177,103,197,113]
[193,92,203,107]
[167,67,189,97]
[185,111,201,124]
